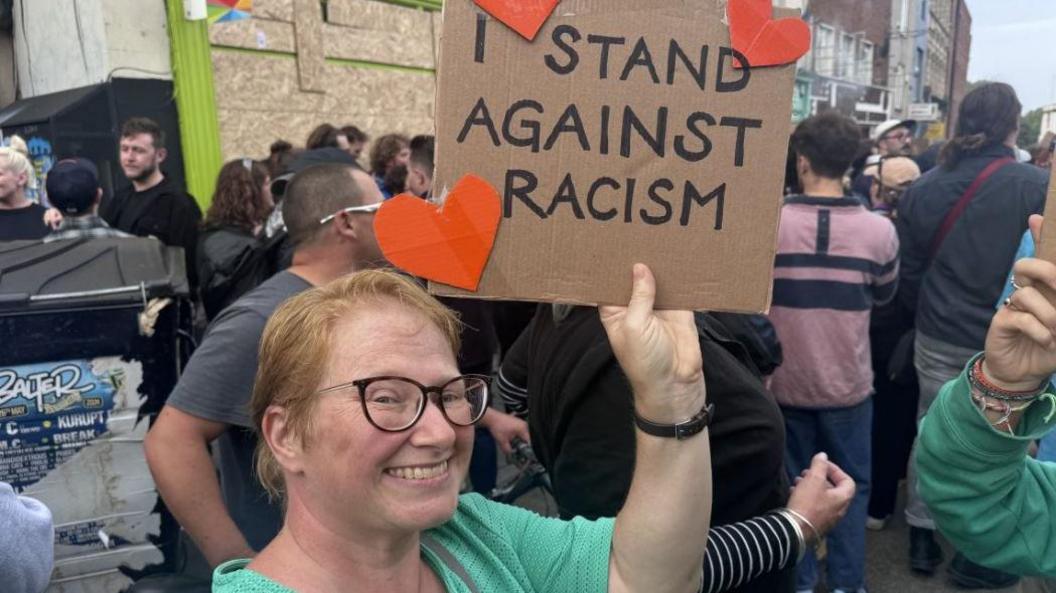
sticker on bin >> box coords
[0,357,142,491]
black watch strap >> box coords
[634,402,715,440]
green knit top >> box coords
[212,493,614,592]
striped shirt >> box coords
[768,195,899,409]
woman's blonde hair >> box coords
[251,269,462,499]
[0,137,35,190]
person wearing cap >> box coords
[43,158,131,243]
[874,119,917,158]
[850,120,918,203]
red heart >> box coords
[374,175,501,291]
[728,0,811,68]
[473,0,560,41]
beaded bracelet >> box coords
[967,355,1047,402]
[967,354,1056,433]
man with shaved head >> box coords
[146,164,386,567]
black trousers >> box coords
[868,323,920,519]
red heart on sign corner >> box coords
[374,175,501,292]
[473,0,560,41]
[728,0,811,68]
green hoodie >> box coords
[917,361,1056,577]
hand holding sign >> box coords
[600,264,706,422]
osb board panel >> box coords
[253,0,294,21]
[323,24,433,69]
[327,0,432,35]
[210,22,433,69]
[293,0,325,91]
[212,51,434,112]
[431,11,441,65]
[208,19,296,53]
[212,52,435,160]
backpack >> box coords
[197,227,288,321]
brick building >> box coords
[794,0,894,131]
[793,0,970,139]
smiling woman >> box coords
[210,266,715,593]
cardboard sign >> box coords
[432,0,798,311]
[1037,163,1056,263]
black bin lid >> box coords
[0,237,189,312]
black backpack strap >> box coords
[420,533,480,593]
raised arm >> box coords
[601,264,710,593]
[917,216,1056,576]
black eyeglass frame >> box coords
[316,374,491,432]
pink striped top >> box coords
[767,196,899,409]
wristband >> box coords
[969,355,1047,401]
[634,401,714,440]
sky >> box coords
[965,0,1056,113]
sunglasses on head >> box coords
[318,202,383,225]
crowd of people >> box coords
[3,80,1056,593]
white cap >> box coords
[873,119,917,141]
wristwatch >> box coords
[634,402,715,440]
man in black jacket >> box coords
[101,117,202,287]
[497,305,794,593]
[897,83,1047,587]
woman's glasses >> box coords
[316,375,490,432]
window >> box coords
[838,33,855,79]
[857,41,874,85]
[921,0,928,21]
[815,25,836,77]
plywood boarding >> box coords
[253,0,295,21]
[323,25,433,69]
[212,51,435,160]
[328,0,432,35]
[431,11,441,65]
[293,0,325,91]
[209,19,296,53]
[209,21,433,69]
